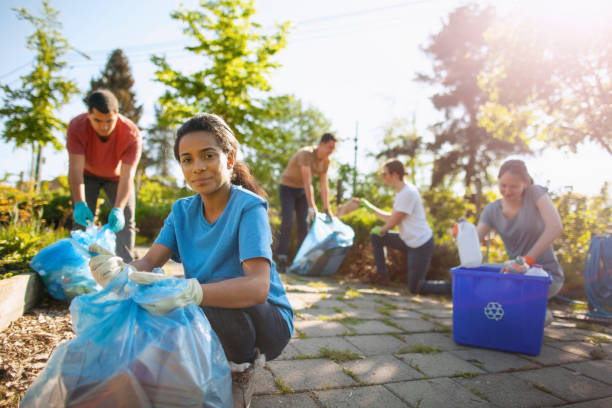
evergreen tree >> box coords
[417,4,528,207]
[0,1,80,189]
[85,48,142,124]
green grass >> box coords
[374,299,398,309]
[345,301,358,308]
[586,334,611,346]
[307,281,329,289]
[375,306,391,316]
[381,318,403,331]
[318,347,361,362]
[342,367,361,383]
[432,323,452,334]
[397,345,441,354]
[318,316,365,325]
[452,372,480,379]
[343,288,362,298]
[296,331,308,339]
[274,377,293,394]
[576,322,608,333]
[333,306,344,314]
[572,302,589,312]
[468,388,489,401]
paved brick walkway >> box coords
[250,273,612,408]
[132,247,612,407]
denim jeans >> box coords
[276,184,308,258]
[74,174,136,263]
[203,302,291,364]
[370,232,451,294]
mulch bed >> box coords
[0,294,73,407]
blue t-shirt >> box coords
[154,185,293,334]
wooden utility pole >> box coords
[353,121,358,196]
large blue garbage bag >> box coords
[288,214,354,276]
[21,268,232,408]
[29,224,116,300]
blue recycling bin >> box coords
[451,266,551,355]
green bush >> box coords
[0,218,68,279]
[135,178,192,240]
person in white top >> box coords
[360,159,451,294]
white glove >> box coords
[307,207,317,224]
[129,271,203,315]
[89,243,128,287]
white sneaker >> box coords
[230,352,265,408]
[545,309,553,326]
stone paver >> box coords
[291,337,362,357]
[389,318,437,333]
[341,355,422,384]
[316,385,406,408]
[267,359,356,391]
[294,319,349,337]
[386,378,491,408]
[454,373,565,407]
[398,351,485,378]
[565,360,612,385]
[449,348,538,373]
[345,334,406,356]
[251,393,319,408]
[513,367,612,402]
[247,273,612,408]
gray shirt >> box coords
[480,184,564,285]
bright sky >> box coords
[0,0,610,197]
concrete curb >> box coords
[0,272,44,331]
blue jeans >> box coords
[74,174,136,263]
[370,232,450,294]
[203,302,291,364]
[277,184,308,258]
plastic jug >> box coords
[525,264,549,277]
[455,218,482,268]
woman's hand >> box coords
[89,243,129,286]
[129,272,203,315]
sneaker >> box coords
[230,352,265,408]
[276,255,288,274]
[545,309,553,326]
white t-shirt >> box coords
[393,183,433,248]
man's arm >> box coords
[319,172,331,213]
[68,153,86,203]
[300,165,317,210]
[114,162,137,209]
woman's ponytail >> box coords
[231,161,268,199]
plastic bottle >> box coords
[525,264,549,277]
[455,218,483,268]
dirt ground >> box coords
[0,294,73,407]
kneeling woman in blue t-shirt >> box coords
[90,113,292,404]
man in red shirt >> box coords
[67,89,141,262]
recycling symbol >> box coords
[483,302,504,321]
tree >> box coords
[0,1,80,188]
[478,9,612,155]
[85,48,142,125]
[151,0,290,151]
[243,95,331,203]
[417,4,528,207]
[140,104,176,182]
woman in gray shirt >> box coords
[476,160,565,298]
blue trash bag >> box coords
[288,214,355,276]
[29,224,116,300]
[21,267,232,408]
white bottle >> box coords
[456,219,483,268]
[525,264,548,277]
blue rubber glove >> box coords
[108,207,125,232]
[74,201,94,227]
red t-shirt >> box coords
[66,113,141,181]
